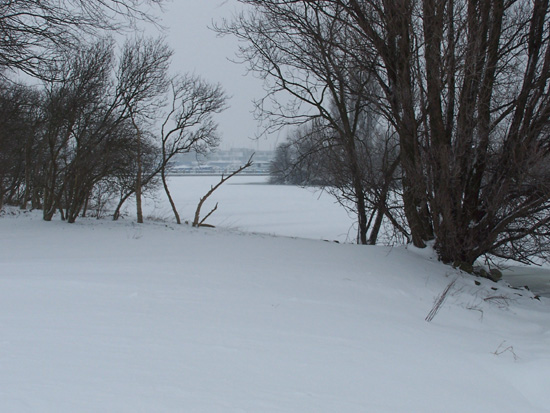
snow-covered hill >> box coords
[1,210,549,412]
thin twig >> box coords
[426,277,458,322]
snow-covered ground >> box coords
[1,178,550,412]
[141,176,550,297]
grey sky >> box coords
[156,1,278,150]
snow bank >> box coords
[0,211,549,412]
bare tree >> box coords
[0,80,45,209]
[269,137,316,186]
[116,36,172,223]
[320,0,550,265]
[0,0,165,79]
[272,117,404,244]
[224,0,550,266]
[111,135,161,222]
[20,37,168,224]
[38,39,118,221]
[159,75,227,224]
[218,1,400,244]
[109,45,227,224]
[1,32,227,226]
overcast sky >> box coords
[153,1,280,150]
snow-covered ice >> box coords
[1,177,549,412]
[137,176,357,243]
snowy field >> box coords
[1,177,550,412]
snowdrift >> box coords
[1,211,549,412]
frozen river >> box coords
[140,175,356,243]
[502,266,550,298]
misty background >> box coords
[156,1,279,151]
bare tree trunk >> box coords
[0,179,4,212]
[31,185,41,210]
[193,156,253,227]
[81,191,90,218]
[20,139,32,210]
[368,206,384,245]
[130,114,144,224]
[354,177,368,245]
[113,165,162,221]
[43,164,56,221]
[161,166,181,224]
[113,192,133,221]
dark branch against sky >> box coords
[158,1,278,150]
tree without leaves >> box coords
[0,82,41,210]
[0,38,165,223]
[116,35,172,224]
[269,136,319,186]
[39,39,116,221]
[159,75,227,224]
[217,1,401,244]
[110,133,161,222]
[314,0,550,265]
[34,40,140,222]
[0,30,227,226]
[271,117,405,244]
[224,0,550,265]
[0,0,165,80]
[193,155,254,228]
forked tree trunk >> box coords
[193,156,253,227]
[113,192,133,221]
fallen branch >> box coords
[483,295,512,309]
[425,276,458,322]
[493,340,518,361]
[193,154,254,227]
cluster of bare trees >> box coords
[0,0,163,80]
[219,2,403,245]
[0,1,227,224]
[220,0,550,266]
[270,118,403,245]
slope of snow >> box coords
[0,184,550,413]
[1,208,549,412]
[142,176,550,295]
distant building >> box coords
[170,148,274,175]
